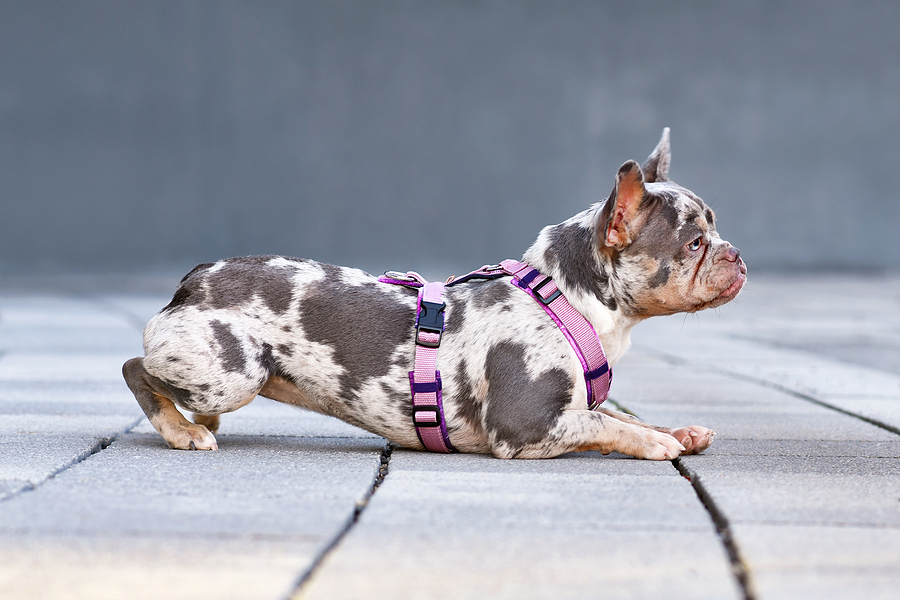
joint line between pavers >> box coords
[673,458,758,600]
[285,440,394,600]
[611,398,758,600]
[0,415,146,505]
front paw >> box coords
[670,426,715,454]
[626,429,685,461]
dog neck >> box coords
[521,204,643,366]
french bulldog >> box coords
[123,128,746,460]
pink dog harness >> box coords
[379,260,611,453]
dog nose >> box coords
[725,245,740,263]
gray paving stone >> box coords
[0,381,139,413]
[824,395,900,431]
[0,481,30,503]
[0,534,316,600]
[300,449,739,600]
[701,439,900,458]
[732,524,900,600]
[620,403,898,442]
[611,352,898,443]
[0,415,141,485]
[100,294,171,324]
[0,352,137,383]
[631,312,900,432]
[0,433,384,536]
[681,453,900,526]
[4,274,900,600]
[613,325,900,599]
[0,433,385,600]
[0,327,144,353]
[0,296,137,328]
[214,397,381,439]
[303,529,739,600]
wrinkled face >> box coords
[618,182,747,317]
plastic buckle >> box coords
[412,405,441,428]
[532,277,562,305]
[415,300,446,348]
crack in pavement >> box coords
[0,293,151,504]
[0,415,146,505]
[617,342,900,600]
[608,399,758,600]
[673,457,758,600]
[286,440,394,600]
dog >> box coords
[123,129,746,460]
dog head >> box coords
[597,128,747,317]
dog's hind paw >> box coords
[161,422,219,451]
[193,413,221,433]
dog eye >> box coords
[688,237,703,251]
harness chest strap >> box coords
[408,281,456,453]
[498,259,612,409]
[380,260,611,453]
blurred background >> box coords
[1,0,898,279]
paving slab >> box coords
[0,380,141,414]
[618,293,900,600]
[0,430,385,600]
[730,524,900,600]
[299,450,739,600]
[0,414,141,493]
[610,351,899,442]
[0,352,139,383]
[0,291,387,600]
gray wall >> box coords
[2,0,898,276]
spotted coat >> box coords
[124,129,746,460]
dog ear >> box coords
[641,127,670,183]
[599,160,647,250]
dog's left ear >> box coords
[642,127,670,183]
[599,160,647,251]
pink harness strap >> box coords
[498,259,611,409]
[409,280,456,453]
[379,260,611,453]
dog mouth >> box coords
[691,259,746,312]
[718,274,745,300]
[716,259,747,300]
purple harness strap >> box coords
[408,280,456,453]
[379,260,611,453]
[498,259,611,409]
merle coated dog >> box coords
[123,129,746,460]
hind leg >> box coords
[122,358,219,450]
[192,414,221,433]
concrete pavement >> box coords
[0,272,898,599]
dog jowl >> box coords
[123,129,746,460]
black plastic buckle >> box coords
[415,300,446,348]
[412,405,441,428]
[532,277,562,305]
